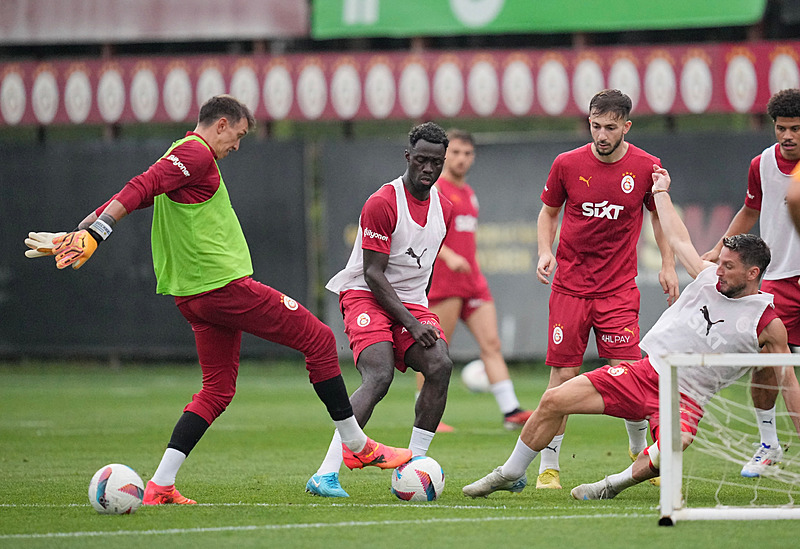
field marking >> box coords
[0,513,653,540]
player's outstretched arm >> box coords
[650,166,713,279]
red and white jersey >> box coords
[541,143,660,298]
[427,177,490,300]
[745,144,800,279]
[641,266,775,407]
[326,177,450,306]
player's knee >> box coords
[359,365,394,399]
[196,387,236,419]
[423,353,453,387]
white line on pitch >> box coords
[0,514,652,540]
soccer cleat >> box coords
[436,422,455,433]
[503,409,533,430]
[462,466,527,498]
[142,481,196,505]
[570,477,618,500]
[741,443,783,478]
[342,438,412,470]
[305,472,349,498]
[629,447,660,486]
[535,468,562,489]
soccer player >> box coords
[534,89,679,489]
[306,122,455,498]
[24,94,411,505]
[462,165,795,500]
[418,128,532,432]
[702,88,800,477]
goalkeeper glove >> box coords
[53,230,99,269]
[24,231,67,258]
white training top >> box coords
[758,145,800,279]
[326,177,447,306]
[641,265,773,406]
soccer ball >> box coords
[461,359,490,393]
[88,464,145,515]
[391,456,445,501]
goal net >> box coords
[659,353,800,525]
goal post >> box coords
[658,353,800,525]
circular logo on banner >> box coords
[364,62,395,119]
[608,58,640,110]
[32,69,58,124]
[399,62,429,118]
[467,60,499,116]
[282,295,299,311]
[433,61,464,117]
[0,70,26,125]
[725,55,757,113]
[130,68,159,122]
[64,69,92,123]
[263,64,293,120]
[449,0,504,27]
[552,325,563,345]
[196,67,226,110]
[680,56,713,114]
[502,59,534,115]
[621,173,635,194]
[330,62,361,119]
[297,63,327,120]
[644,57,676,114]
[357,313,371,327]
[97,68,125,123]
[572,58,604,114]
[607,366,628,377]
[769,53,800,95]
[537,59,569,115]
[163,67,192,122]
[230,65,259,114]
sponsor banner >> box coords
[312,0,766,38]
[2,41,799,126]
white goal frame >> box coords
[658,353,800,525]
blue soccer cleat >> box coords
[305,472,350,498]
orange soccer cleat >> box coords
[143,481,197,505]
[503,409,533,430]
[342,438,412,470]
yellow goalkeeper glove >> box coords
[24,231,67,258]
[53,230,99,270]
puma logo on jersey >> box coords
[405,247,427,268]
[581,201,624,219]
[579,175,592,187]
[700,305,725,336]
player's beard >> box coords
[594,134,624,157]
[719,280,746,298]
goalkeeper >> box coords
[463,165,798,500]
[25,94,411,506]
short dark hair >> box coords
[409,122,449,150]
[589,89,632,120]
[767,89,800,120]
[722,234,771,280]
[445,128,474,146]
[198,95,256,131]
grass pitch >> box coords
[1,360,798,548]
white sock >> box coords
[334,417,367,452]
[501,437,539,479]
[409,427,435,456]
[150,448,186,486]
[538,434,563,474]
[625,419,649,454]
[490,379,521,415]
[315,430,344,475]
[606,463,639,493]
[755,406,780,448]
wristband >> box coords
[652,189,669,195]
[88,213,116,241]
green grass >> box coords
[1,361,798,548]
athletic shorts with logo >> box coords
[338,290,446,372]
[584,357,704,442]
[546,286,642,368]
[760,276,800,346]
[428,281,493,322]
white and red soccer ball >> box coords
[391,456,445,501]
[88,464,144,514]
